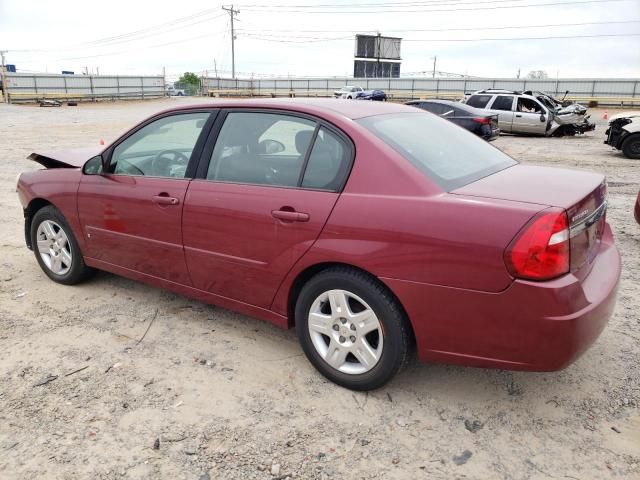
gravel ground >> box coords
[0,98,638,480]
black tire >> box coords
[295,267,412,391]
[30,205,94,285]
[621,134,640,159]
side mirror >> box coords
[540,114,546,122]
[258,139,285,155]
[83,155,104,175]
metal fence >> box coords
[203,76,640,105]
[2,73,166,103]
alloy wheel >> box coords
[307,289,383,375]
[36,220,72,275]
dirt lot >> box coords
[0,98,638,480]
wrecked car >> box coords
[465,89,595,137]
[604,111,640,159]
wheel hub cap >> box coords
[307,289,383,375]
[36,220,72,275]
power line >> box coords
[51,31,228,61]
[242,0,630,14]
[235,19,640,34]
[241,32,640,43]
[10,10,226,52]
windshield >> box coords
[357,112,517,191]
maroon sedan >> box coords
[16,99,620,390]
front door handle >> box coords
[152,194,180,206]
[515,114,523,118]
[271,209,310,222]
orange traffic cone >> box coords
[99,138,105,145]
[602,111,608,120]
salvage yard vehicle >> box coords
[333,85,364,99]
[167,84,185,96]
[604,111,640,159]
[406,99,500,141]
[466,89,595,137]
[16,99,620,391]
[355,89,387,101]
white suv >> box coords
[465,89,594,137]
[334,86,364,99]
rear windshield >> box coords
[357,112,516,191]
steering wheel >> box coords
[151,150,189,177]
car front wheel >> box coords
[30,206,94,285]
[295,267,412,390]
[621,134,640,159]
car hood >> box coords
[28,146,103,169]
[609,111,640,121]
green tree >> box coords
[178,72,200,86]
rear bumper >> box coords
[477,123,500,141]
[383,224,621,371]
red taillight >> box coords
[473,117,492,125]
[505,208,570,281]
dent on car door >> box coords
[77,111,213,284]
[513,97,548,134]
[182,110,353,308]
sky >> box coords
[0,0,639,80]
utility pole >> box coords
[376,32,381,78]
[222,5,240,79]
[1,50,9,103]
[432,56,437,78]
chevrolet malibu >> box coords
[16,99,620,391]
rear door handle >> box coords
[271,209,310,222]
[152,194,180,206]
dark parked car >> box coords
[406,99,499,141]
[17,99,620,391]
[356,89,387,101]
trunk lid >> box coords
[28,146,102,169]
[453,164,607,272]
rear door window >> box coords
[357,113,516,190]
[207,112,315,187]
[301,127,351,191]
[466,95,493,108]
[490,95,515,111]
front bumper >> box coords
[383,224,621,371]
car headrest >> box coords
[295,130,314,155]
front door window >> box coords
[109,112,210,178]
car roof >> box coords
[408,99,460,105]
[156,98,413,120]
[407,99,486,115]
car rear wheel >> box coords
[621,134,640,159]
[30,206,93,285]
[295,267,411,390]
